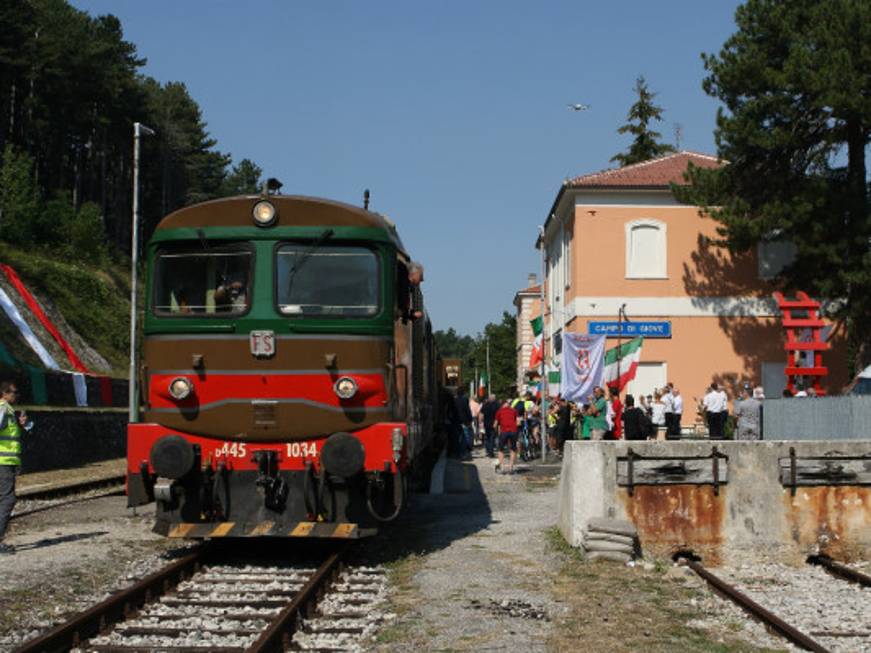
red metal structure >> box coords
[773,291,828,395]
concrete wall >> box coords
[19,410,127,473]
[763,396,871,440]
[557,440,871,566]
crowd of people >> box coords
[445,378,775,472]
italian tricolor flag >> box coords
[603,337,644,391]
[528,315,544,368]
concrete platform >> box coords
[558,440,871,565]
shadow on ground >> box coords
[14,530,109,551]
[356,454,494,565]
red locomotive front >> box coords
[126,194,442,538]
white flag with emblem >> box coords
[560,333,606,403]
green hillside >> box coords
[0,242,132,376]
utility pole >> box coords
[486,337,491,395]
[539,225,548,461]
[616,303,627,387]
[129,122,155,423]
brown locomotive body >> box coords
[127,194,444,538]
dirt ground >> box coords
[2,453,796,652]
[362,452,789,653]
[0,494,183,651]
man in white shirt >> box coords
[671,388,684,439]
[703,382,728,439]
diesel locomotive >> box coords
[126,192,444,538]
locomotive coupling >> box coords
[153,477,177,503]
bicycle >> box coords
[518,419,537,462]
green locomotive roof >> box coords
[153,195,405,251]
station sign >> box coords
[587,320,672,338]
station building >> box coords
[528,151,848,424]
[513,274,541,391]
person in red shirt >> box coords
[494,399,519,474]
[609,386,624,440]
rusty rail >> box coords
[675,552,830,653]
[14,545,209,653]
[18,474,127,501]
[247,546,347,652]
[12,488,125,522]
[808,554,871,588]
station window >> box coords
[625,219,667,279]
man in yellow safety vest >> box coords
[0,381,30,555]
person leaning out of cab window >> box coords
[402,261,425,322]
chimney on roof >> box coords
[528,273,537,287]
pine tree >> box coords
[610,76,675,167]
[0,145,40,245]
[222,159,263,196]
[678,0,871,372]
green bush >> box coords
[0,242,131,374]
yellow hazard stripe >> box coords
[331,523,357,538]
[168,523,196,538]
[248,521,275,536]
[209,522,235,537]
[290,522,316,537]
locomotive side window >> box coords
[276,244,379,317]
[153,245,253,316]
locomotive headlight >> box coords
[168,376,193,400]
[333,376,358,400]
[252,200,277,227]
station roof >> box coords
[566,151,721,189]
[538,151,722,247]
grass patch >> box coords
[0,241,133,374]
[544,525,583,561]
[542,526,786,653]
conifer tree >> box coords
[678,0,871,372]
[610,76,675,167]
[0,145,39,244]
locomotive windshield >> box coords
[153,245,253,316]
[276,244,379,317]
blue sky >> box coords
[72,0,743,335]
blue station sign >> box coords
[588,321,672,338]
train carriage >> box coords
[126,192,443,538]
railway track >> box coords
[12,475,127,521]
[14,543,390,653]
[676,551,871,653]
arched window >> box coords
[625,219,667,279]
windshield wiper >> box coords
[285,228,335,300]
